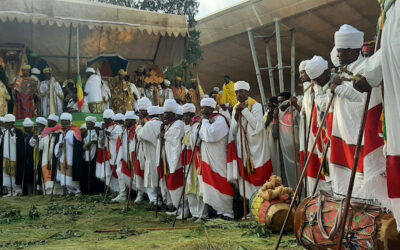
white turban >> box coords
[213,87,220,92]
[4,114,16,122]
[36,117,48,126]
[330,47,340,67]
[60,112,72,121]
[113,113,125,121]
[137,97,152,111]
[164,79,171,87]
[334,24,364,49]
[95,122,102,129]
[125,111,138,121]
[182,103,196,114]
[48,114,59,122]
[0,117,4,123]
[31,68,40,75]
[147,106,159,116]
[157,106,164,115]
[176,105,183,116]
[234,81,250,91]
[85,116,97,123]
[163,99,178,113]
[103,109,114,119]
[23,118,34,127]
[305,55,329,80]
[80,123,87,130]
[299,60,310,72]
[86,67,95,74]
[200,98,217,109]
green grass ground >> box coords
[0,195,301,249]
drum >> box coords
[258,195,294,232]
[294,191,400,249]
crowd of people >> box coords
[0,17,399,230]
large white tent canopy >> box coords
[0,0,188,78]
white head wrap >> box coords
[60,112,72,122]
[113,113,125,121]
[103,109,114,119]
[305,55,329,80]
[125,111,138,121]
[48,114,59,122]
[157,106,164,115]
[147,106,159,116]
[137,97,152,111]
[80,123,87,130]
[23,118,34,127]
[213,87,220,92]
[95,122,102,129]
[31,68,40,75]
[334,24,364,49]
[182,103,196,114]
[234,81,250,91]
[299,60,310,72]
[85,116,97,123]
[164,79,171,87]
[86,67,95,74]
[0,117,4,123]
[163,99,178,113]
[176,105,183,116]
[4,114,16,122]
[200,98,217,109]
[330,47,340,67]
[36,117,48,126]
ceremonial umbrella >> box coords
[87,54,129,77]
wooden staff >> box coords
[126,134,140,211]
[238,114,247,220]
[311,140,330,196]
[172,123,201,227]
[102,129,107,194]
[8,128,13,197]
[156,125,165,218]
[182,145,186,223]
[289,99,299,185]
[88,130,92,195]
[63,132,67,196]
[275,94,335,250]
[336,91,371,249]
[50,134,60,201]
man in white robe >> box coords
[182,103,206,221]
[54,113,82,194]
[39,67,63,116]
[133,97,152,202]
[199,98,234,220]
[113,111,139,202]
[96,109,122,193]
[83,116,98,195]
[84,67,104,114]
[161,99,186,218]
[2,114,23,196]
[228,81,272,201]
[137,106,163,207]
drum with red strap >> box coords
[294,191,400,249]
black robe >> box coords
[71,137,83,182]
[14,128,26,186]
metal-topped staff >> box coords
[8,128,13,197]
[275,93,336,249]
[126,134,140,211]
[172,122,202,227]
[238,114,247,220]
[335,90,371,249]
[289,98,299,185]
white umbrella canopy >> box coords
[0,0,188,79]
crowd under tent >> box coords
[0,0,188,81]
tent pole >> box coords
[290,29,296,95]
[76,26,80,76]
[274,18,284,93]
[247,29,267,109]
[67,25,73,79]
[265,41,276,96]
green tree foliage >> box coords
[93,0,202,86]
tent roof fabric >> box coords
[0,0,188,77]
[196,0,380,98]
[0,0,188,37]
